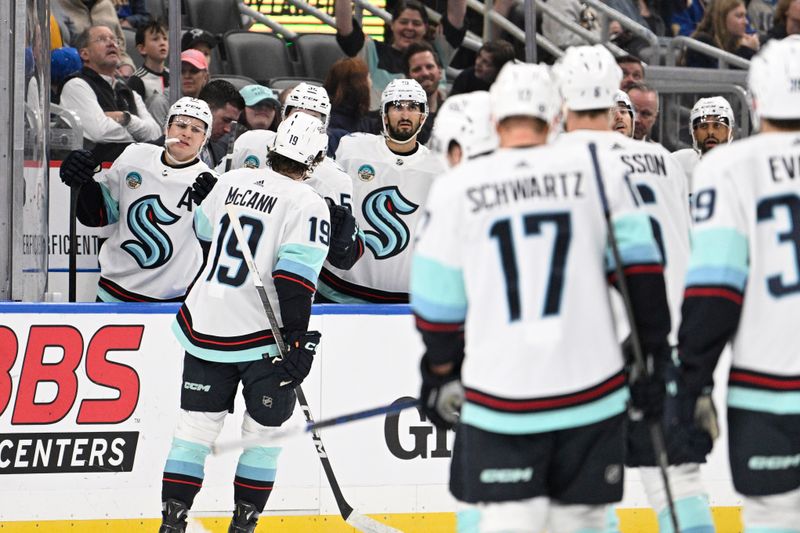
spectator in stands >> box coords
[128,19,169,124]
[60,25,161,162]
[239,85,281,132]
[543,0,601,49]
[181,28,218,71]
[115,0,151,30]
[617,55,645,90]
[181,49,209,98]
[766,0,800,41]
[116,54,135,79]
[748,0,778,41]
[198,80,245,167]
[52,0,134,66]
[685,0,759,67]
[637,0,667,36]
[403,42,444,145]
[672,0,706,36]
[626,82,659,142]
[334,0,467,105]
[450,39,514,96]
[324,57,377,155]
[51,46,82,104]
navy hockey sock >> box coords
[162,437,210,508]
[233,446,281,512]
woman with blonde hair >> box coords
[685,0,759,67]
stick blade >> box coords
[345,511,402,533]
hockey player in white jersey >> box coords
[159,112,330,533]
[320,78,447,303]
[428,90,498,168]
[552,45,710,533]
[611,90,636,138]
[58,97,218,302]
[669,35,800,531]
[672,96,735,189]
[412,60,672,533]
[220,82,364,271]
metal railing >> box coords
[239,3,299,40]
[49,104,83,153]
[465,0,563,59]
[534,0,627,57]
[585,0,659,64]
[665,35,751,70]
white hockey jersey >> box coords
[412,140,665,435]
[558,130,691,345]
[672,148,700,191]
[321,133,447,302]
[681,132,800,412]
[173,168,329,363]
[94,143,210,302]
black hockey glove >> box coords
[192,172,218,205]
[274,331,321,387]
[329,203,358,251]
[663,368,717,464]
[60,149,99,187]
[627,358,665,422]
[419,356,464,430]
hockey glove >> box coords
[60,149,99,187]
[192,172,218,205]
[329,203,358,250]
[420,356,464,430]
[627,354,666,422]
[663,374,716,464]
[274,331,320,387]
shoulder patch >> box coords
[358,164,376,181]
[126,171,142,189]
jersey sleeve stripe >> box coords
[276,243,327,282]
[194,205,213,242]
[273,272,316,293]
[686,228,749,290]
[685,267,747,292]
[729,368,800,390]
[100,183,119,224]
[414,316,464,333]
[609,212,663,266]
[410,256,467,322]
[274,258,320,286]
[684,286,743,305]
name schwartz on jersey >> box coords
[467,170,584,212]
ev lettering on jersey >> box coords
[224,186,278,214]
[122,195,180,269]
[0,325,143,474]
[768,154,800,183]
[362,186,419,260]
[384,397,451,460]
[466,171,584,213]
[619,153,667,177]
[748,453,800,471]
[479,467,534,484]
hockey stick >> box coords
[225,204,400,533]
[223,120,238,173]
[68,183,80,302]
[588,143,680,532]
[212,397,420,455]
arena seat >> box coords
[210,74,259,92]
[223,30,294,84]
[122,27,142,69]
[268,77,323,93]
[292,33,347,82]
[184,0,243,36]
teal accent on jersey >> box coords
[276,243,327,284]
[461,388,628,434]
[100,182,119,224]
[657,495,714,533]
[609,212,662,267]
[316,282,370,303]
[171,319,279,363]
[96,286,123,302]
[410,255,467,323]
[194,204,213,242]
[164,438,210,477]
[728,386,800,415]
[236,446,280,481]
[456,508,481,533]
[686,228,749,289]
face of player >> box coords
[385,101,424,142]
[390,9,427,50]
[628,89,658,140]
[211,103,241,141]
[181,62,208,98]
[165,115,206,160]
[694,117,730,154]
[726,3,748,38]
[139,30,168,62]
[407,51,441,97]
[80,26,121,75]
[474,50,497,82]
[244,102,276,130]
[619,61,644,91]
[609,105,633,137]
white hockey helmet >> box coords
[690,96,734,150]
[429,91,498,165]
[490,62,561,125]
[553,45,622,111]
[380,78,428,143]
[611,90,636,137]
[269,111,328,169]
[282,82,332,127]
[748,35,800,131]
[166,96,213,146]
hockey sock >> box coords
[233,446,282,512]
[657,494,714,533]
[161,437,210,508]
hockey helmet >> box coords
[611,90,636,137]
[269,112,328,169]
[690,96,734,150]
[380,78,428,143]
[166,96,213,146]
[282,82,332,127]
[490,62,561,125]
[429,91,498,165]
[553,45,622,111]
[748,35,800,130]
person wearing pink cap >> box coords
[181,49,209,98]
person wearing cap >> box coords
[181,49,209,99]
[51,46,82,103]
[181,27,218,71]
[240,84,281,132]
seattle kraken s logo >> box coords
[362,186,418,260]
[122,195,180,268]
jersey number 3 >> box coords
[490,212,571,321]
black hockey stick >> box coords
[212,397,420,455]
[588,142,680,532]
[223,120,239,173]
[68,183,80,302]
[225,204,400,533]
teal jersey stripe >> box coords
[685,266,748,291]
[100,183,119,224]
[608,212,662,267]
[194,205,213,242]
[728,386,800,415]
[689,228,748,272]
[274,257,320,285]
[657,495,714,533]
[171,319,279,363]
[411,256,467,323]
[96,286,124,303]
[277,243,327,277]
[461,388,628,434]
[316,281,370,304]
[611,243,662,267]
[164,459,205,478]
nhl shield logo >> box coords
[126,171,142,189]
[357,164,375,181]
[262,396,273,408]
[243,155,260,169]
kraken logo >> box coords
[122,195,180,268]
[361,186,418,260]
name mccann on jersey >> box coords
[467,171,584,212]
[224,187,278,213]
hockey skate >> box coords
[159,498,189,532]
[228,500,259,533]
